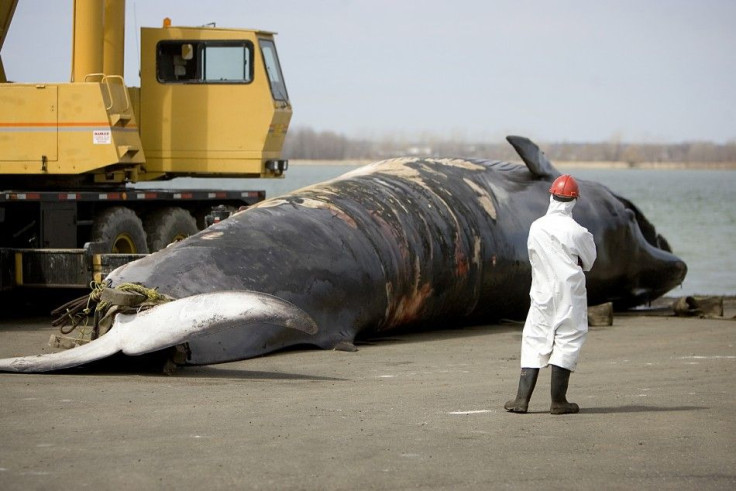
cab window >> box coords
[259,38,289,101]
[157,41,253,83]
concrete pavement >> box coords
[1,303,735,490]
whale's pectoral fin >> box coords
[0,291,318,373]
[506,135,561,179]
[0,329,125,373]
[116,291,318,355]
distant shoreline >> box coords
[289,159,736,170]
[557,161,736,170]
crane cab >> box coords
[0,3,291,185]
[134,24,292,181]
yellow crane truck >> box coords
[0,0,292,291]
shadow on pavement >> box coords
[516,405,708,415]
[581,405,708,414]
[179,366,346,381]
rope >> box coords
[51,281,173,341]
[51,281,105,333]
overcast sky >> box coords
[3,0,735,143]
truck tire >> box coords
[91,207,149,254]
[144,207,199,252]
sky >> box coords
[3,0,735,144]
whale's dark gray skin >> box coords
[0,136,686,372]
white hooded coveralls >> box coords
[520,195,597,371]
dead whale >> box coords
[0,136,686,372]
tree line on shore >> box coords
[283,127,736,164]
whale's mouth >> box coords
[614,194,672,252]
[614,195,687,306]
[610,193,688,308]
[629,257,688,307]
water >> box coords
[573,168,735,297]
[137,165,736,297]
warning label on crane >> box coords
[93,130,112,144]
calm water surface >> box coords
[574,169,735,296]
[138,165,735,296]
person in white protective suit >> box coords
[505,174,597,414]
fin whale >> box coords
[0,136,686,373]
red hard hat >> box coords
[549,174,580,199]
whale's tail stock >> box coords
[0,291,318,373]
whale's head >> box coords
[576,181,687,309]
[505,135,687,309]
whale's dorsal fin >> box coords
[506,135,561,179]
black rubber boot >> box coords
[504,368,539,413]
[550,364,579,414]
